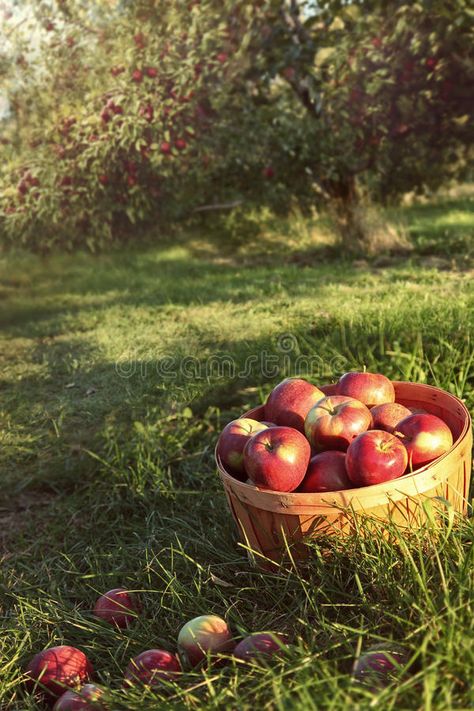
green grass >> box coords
[1,191,473,710]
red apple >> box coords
[146,67,158,78]
[93,588,140,628]
[346,430,408,486]
[299,451,351,492]
[262,165,275,179]
[216,52,228,63]
[353,642,410,688]
[25,646,93,701]
[217,418,268,480]
[175,138,187,150]
[337,372,395,407]
[124,650,181,687]
[160,141,171,155]
[265,378,325,432]
[177,615,234,667]
[98,174,109,186]
[131,69,143,83]
[233,633,287,663]
[243,426,311,492]
[395,413,453,469]
[370,403,412,433]
[53,684,106,710]
[304,396,372,451]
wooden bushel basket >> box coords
[216,382,472,566]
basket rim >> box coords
[216,380,472,504]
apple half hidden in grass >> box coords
[353,642,410,688]
[124,649,181,687]
[93,588,140,628]
[177,615,234,667]
[25,646,94,701]
[233,632,288,663]
[53,683,106,710]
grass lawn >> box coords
[1,192,473,709]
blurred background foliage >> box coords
[0,0,472,252]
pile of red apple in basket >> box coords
[217,372,454,492]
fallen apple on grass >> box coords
[353,642,410,688]
[243,426,310,492]
[25,646,94,701]
[304,396,372,452]
[53,683,106,710]
[346,430,408,486]
[264,378,325,432]
[93,588,140,628]
[177,615,234,667]
[233,633,288,663]
[299,451,351,492]
[124,650,181,687]
[337,372,395,408]
[217,419,268,480]
[395,413,453,469]
[370,403,412,433]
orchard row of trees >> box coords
[0,0,472,251]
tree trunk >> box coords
[323,174,411,255]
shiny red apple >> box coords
[25,646,93,701]
[124,650,181,687]
[93,588,140,628]
[337,372,395,407]
[233,633,287,663]
[217,418,268,480]
[346,430,408,486]
[299,451,351,492]
[243,426,311,492]
[304,396,372,451]
[395,413,453,469]
[53,683,106,710]
[264,378,325,432]
[177,615,234,667]
[370,403,411,433]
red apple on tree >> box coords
[177,615,234,667]
[124,650,181,687]
[233,633,287,663]
[370,403,412,433]
[346,430,408,486]
[131,69,143,83]
[304,396,372,451]
[93,588,140,628]
[395,413,453,469]
[299,451,351,492]
[217,418,268,480]
[337,372,395,407]
[53,683,106,710]
[265,378,325,432]
[25,646,93,701]
[244,426,310,492]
